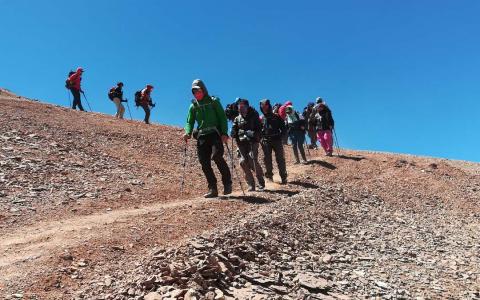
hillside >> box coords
[0,90,479,300]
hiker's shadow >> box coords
[288,181,319,189]
[262,189,299,197]
[307,160,337,170]
[227,195,273,204]
[337,154,365,161]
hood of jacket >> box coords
[260,99,272,115]
[191,79,209,96]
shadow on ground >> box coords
[262,189,299,197]
[226,195,273,204]
[288,181,319,189]
[337,154,365,161]
[307,160,337,170]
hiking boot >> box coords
[247,185,255,192]
[294,161,300,165]
[257,185,265,192]
[204,188,218,198]
[265,175,273,181]
[223,183,232,195]
[326,152,333,157]
[281,178,288,184]
[301,160,308,165]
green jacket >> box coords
[185,96,228,137]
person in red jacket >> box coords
[278,100,293,120]
[139,84,155,124]
[278,100,293,144]
[67,67,85,111]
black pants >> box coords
[289,130,307,163]
[141,105,151,124]
[71,89,85,111]
[261,139,287,181]
[197,133,232,189]
[308,129,317,148]
[238,142,265,188]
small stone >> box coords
[144,292,162,300]
[375,281,389,289]
[105,277,113,287]
[184,289,198,300]
[322,254,333,263]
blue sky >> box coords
[1,0,479,162]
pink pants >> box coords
[317,130,333,153]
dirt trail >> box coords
[0,154,305,292]
[1,199,201,268]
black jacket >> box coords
[302,107,316,131]
[286,111,306,133]
[259,99,286,141]
[113,86,123,99]
[260,113,286,141]
[314,107,335,131]
[231,107,261,144]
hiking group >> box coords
[183,79,336,198]
[66,68,156,124]
[64,70,336,198]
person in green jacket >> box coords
[183,79,233,198]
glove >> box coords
[246,130,254,138]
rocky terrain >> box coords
[0,89,479,299]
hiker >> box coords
[137,84,155,124]
[183,79,232,198]
[272,103,282,116]
[66,67,85,111]
[231,99,265,192]
[285,105,308,164]
[259,99,288,184]
[314,100,335,156]
[303,102,318,149]
[108,82,126,119]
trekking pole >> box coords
[67,91,71,108]
[81,91,93,112]
[304,136,311,157]
[225,141,246,196]
[125,99,133,120]
[180,141,189,195]
[333,128,342,156]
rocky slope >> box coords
[0,89,479,300]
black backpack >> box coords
[225,102,239,121]
[108,87,116,101]
[134,91,142,107]
[65,71,75,89]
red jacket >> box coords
[278,101,293,120]
[68,71,82,91]
[139,88,152,105]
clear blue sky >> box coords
[1,0,479,162]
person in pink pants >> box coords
[314,100,335,156]
[317,129,333,156]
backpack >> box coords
[65,71,75,89]
[108,87,116,101]
[134,90,142,107]
[225,102,239,121]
